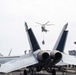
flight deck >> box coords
[0,68,76,75]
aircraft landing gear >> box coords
[51,69,56,75]
[24,70,27,75]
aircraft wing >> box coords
[62,53,76,65]
[0,52,38,73]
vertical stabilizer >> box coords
[53,23,68,52]
[0,53,3,56]
[25,22,40,52]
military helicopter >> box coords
[36,21,54,44]
[36,21,54,32]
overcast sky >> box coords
[0,0,76,56]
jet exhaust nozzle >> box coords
[37,51,49,62]
[55,52,62,59]
[50,50,62,63]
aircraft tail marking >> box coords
[25,22,40,52]
[53,23,68,52]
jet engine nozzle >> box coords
[55,52,62,59]
[37,51,49,62]
[50,50,62,63]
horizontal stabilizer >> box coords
[57,52,76,65]
[0,53,38,73]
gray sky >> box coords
[0,0,76,56]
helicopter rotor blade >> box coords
[36,21,54,27]
[46,24,54,26]
[43,21,50,26]
[36,22,43,25]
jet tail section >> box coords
[25,22,40,52]
[0,53,3,56]
[53,23,68,52]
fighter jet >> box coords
[0,22,76,75]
